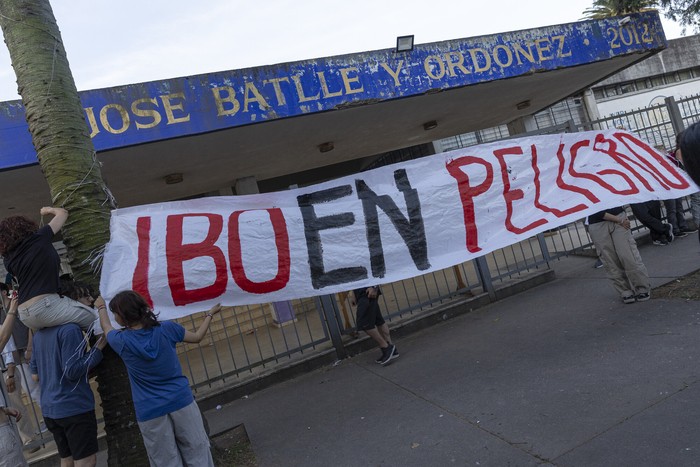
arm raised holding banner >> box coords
[93,291,219,465]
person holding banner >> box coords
[0,291,27,466]
[631,201,674,246]
[95,292,220,467]
[350,286,398,365]
[587,207,651,304]
[0,392,27,467]
[30,322,105,467]
[0,207,97,331]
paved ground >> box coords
[39,232,699,466]
[201,232,700,467]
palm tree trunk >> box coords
[0,0,147,464]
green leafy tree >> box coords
[583,0,699,32]
[658,0,700,31]
[583,0,658,19]
[0,0,148,464]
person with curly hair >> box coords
[0,207,96,331]
[95,291,221,467]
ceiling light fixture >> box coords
[318,142,335,153]
[516,100,531,110]
[164,173,184,184]
[423,120,438,131]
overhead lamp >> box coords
[423,120,438,131]
[318,142,334,153]
[164,173,184,184]
[516,100,531,110]
[396,35,414,53]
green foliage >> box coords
[0,0,148,465]
[583,0,700,32]
[582,0,658,19]
[658,0,700,31]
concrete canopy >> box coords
[0,12,666,218]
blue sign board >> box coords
[0,11,666,170]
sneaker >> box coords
[636,292,651,302]
[674,230,688,238]
[622,295,636,304]
[34,422,48,435]
[375,347,400,363]
[665,224,675,243]
[378,344,396,366]
[23,440,40,454]
[594,258,604,269]
[681,227,698,234]
[652,239,668,246]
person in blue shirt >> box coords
[30,323,105,467]
[95,291,221,467]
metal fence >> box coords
[66,97,700,393]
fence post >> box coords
[536,232,552,264]
[474,256,496,300]
[319,294,348,359]
[665,96,686,134]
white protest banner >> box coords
[100,130,698,318]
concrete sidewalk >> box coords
[204,233,700,466]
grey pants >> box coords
[0,423,28,467]
[18,294,97,332]
[589,219,650,298]
[137,401,213,467]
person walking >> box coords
[350,285,399,365]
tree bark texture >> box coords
[0,1,147,464]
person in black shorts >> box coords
[350,285,399,365]
[30,322,106,467]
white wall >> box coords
[596,79,700,117]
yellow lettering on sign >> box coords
[379,61,404,86]
[551,35,571,58]
[492,45,513,68]
[534,38,552,61]
[160,93,190,125]
[243,82,270,112]
[99,104,130,134]
[317,71,343,98]
[424,55,446,79]
[291,75,320,102]
[211,86,241,116]
[263,77,290,106]
[131,98,162,130]
[468,48,491,73]
[84,107,100,138]
[339,67,364,95]
[513,43,535,65]
[443,51,470,77]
